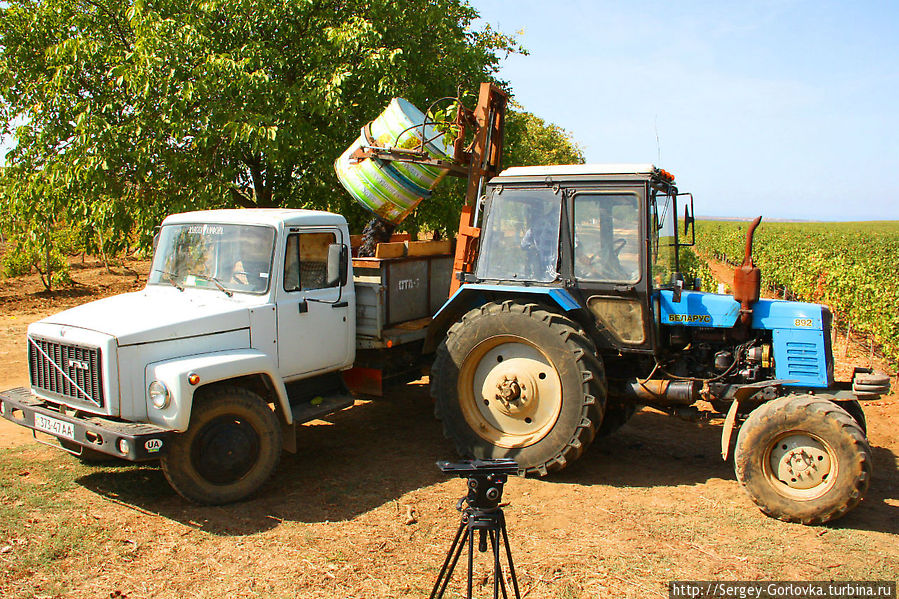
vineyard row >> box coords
[693,220,899,367]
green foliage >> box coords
[679,246,716,292]
[695,220,899,365]
[1,233,72,290]
[0,0,524,250]
[2,243,35,277]
[504,108,585,168]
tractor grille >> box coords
[783,341,821,380]
[28,337,104,409]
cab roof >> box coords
[499,162,678,181]
[162,208,346,228]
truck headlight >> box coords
[148,381,170,409]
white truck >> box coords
[1,208,451,504]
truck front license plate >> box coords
[34,413,75,440]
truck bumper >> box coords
[0,387,172,462]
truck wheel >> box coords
[431,301,605,476]
[734,395,871,524]
[161,386,282,505]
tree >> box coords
[0,0,521,248]
[504,108,585,168]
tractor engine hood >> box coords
[36,286,251,346]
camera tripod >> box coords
[430,459,521,599]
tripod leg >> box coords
[491,528,502,599]
[500,521,522,599]
[430,519,469,599]
[467,526,475,599]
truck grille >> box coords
[28,337,104,409]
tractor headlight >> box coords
[148,380,171,409]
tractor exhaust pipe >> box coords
[732,216,762,327]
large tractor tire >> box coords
[734,395,871,524]
[431,301,606,476]
[161,385,282,505]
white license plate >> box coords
[34,413,75,440]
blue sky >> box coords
[2,1,895,220]
[472,0,898,220]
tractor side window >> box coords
[476,189,561,283]
[651,192,678,286]
[573,193,641,283]
[283,232,337,292]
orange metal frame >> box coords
[449,83,508,295]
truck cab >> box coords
[2,209,363,503]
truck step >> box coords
[290,394,355,424]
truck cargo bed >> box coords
[352,252,451,349]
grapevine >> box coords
[694,220,899,367]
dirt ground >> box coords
[0,256,897,598]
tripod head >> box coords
[437,459,519,512]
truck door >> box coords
[277,229,352,377]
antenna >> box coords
[654,115,661,164]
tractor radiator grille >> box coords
[28,338,104,409]
[784,341,821,380]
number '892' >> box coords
[794,318,813,327]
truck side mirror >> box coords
[327,243,348,287]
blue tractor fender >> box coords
[423,284,582,353]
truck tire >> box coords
[734,395,871,524]
[161,385,282,505]
[431,301,605,476]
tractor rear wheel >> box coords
[734,395,871,524]
[431,301,605,475]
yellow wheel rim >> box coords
[458,335,563,449]
[764,431,837,500]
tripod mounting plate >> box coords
[436,459,519,477]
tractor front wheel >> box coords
[431,301,605,475]
[734,395,871,524]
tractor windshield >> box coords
[651,191,679,286]
[476,189,561,283]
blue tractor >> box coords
[426,163,890,524]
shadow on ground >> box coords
[830,444,899,534]
[76,388,899,536]
[76,382,453,535]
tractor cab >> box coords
[469,163,693,356]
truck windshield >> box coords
[651,191,679,287]
[149,224,276,294]
[476,189,561,283]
